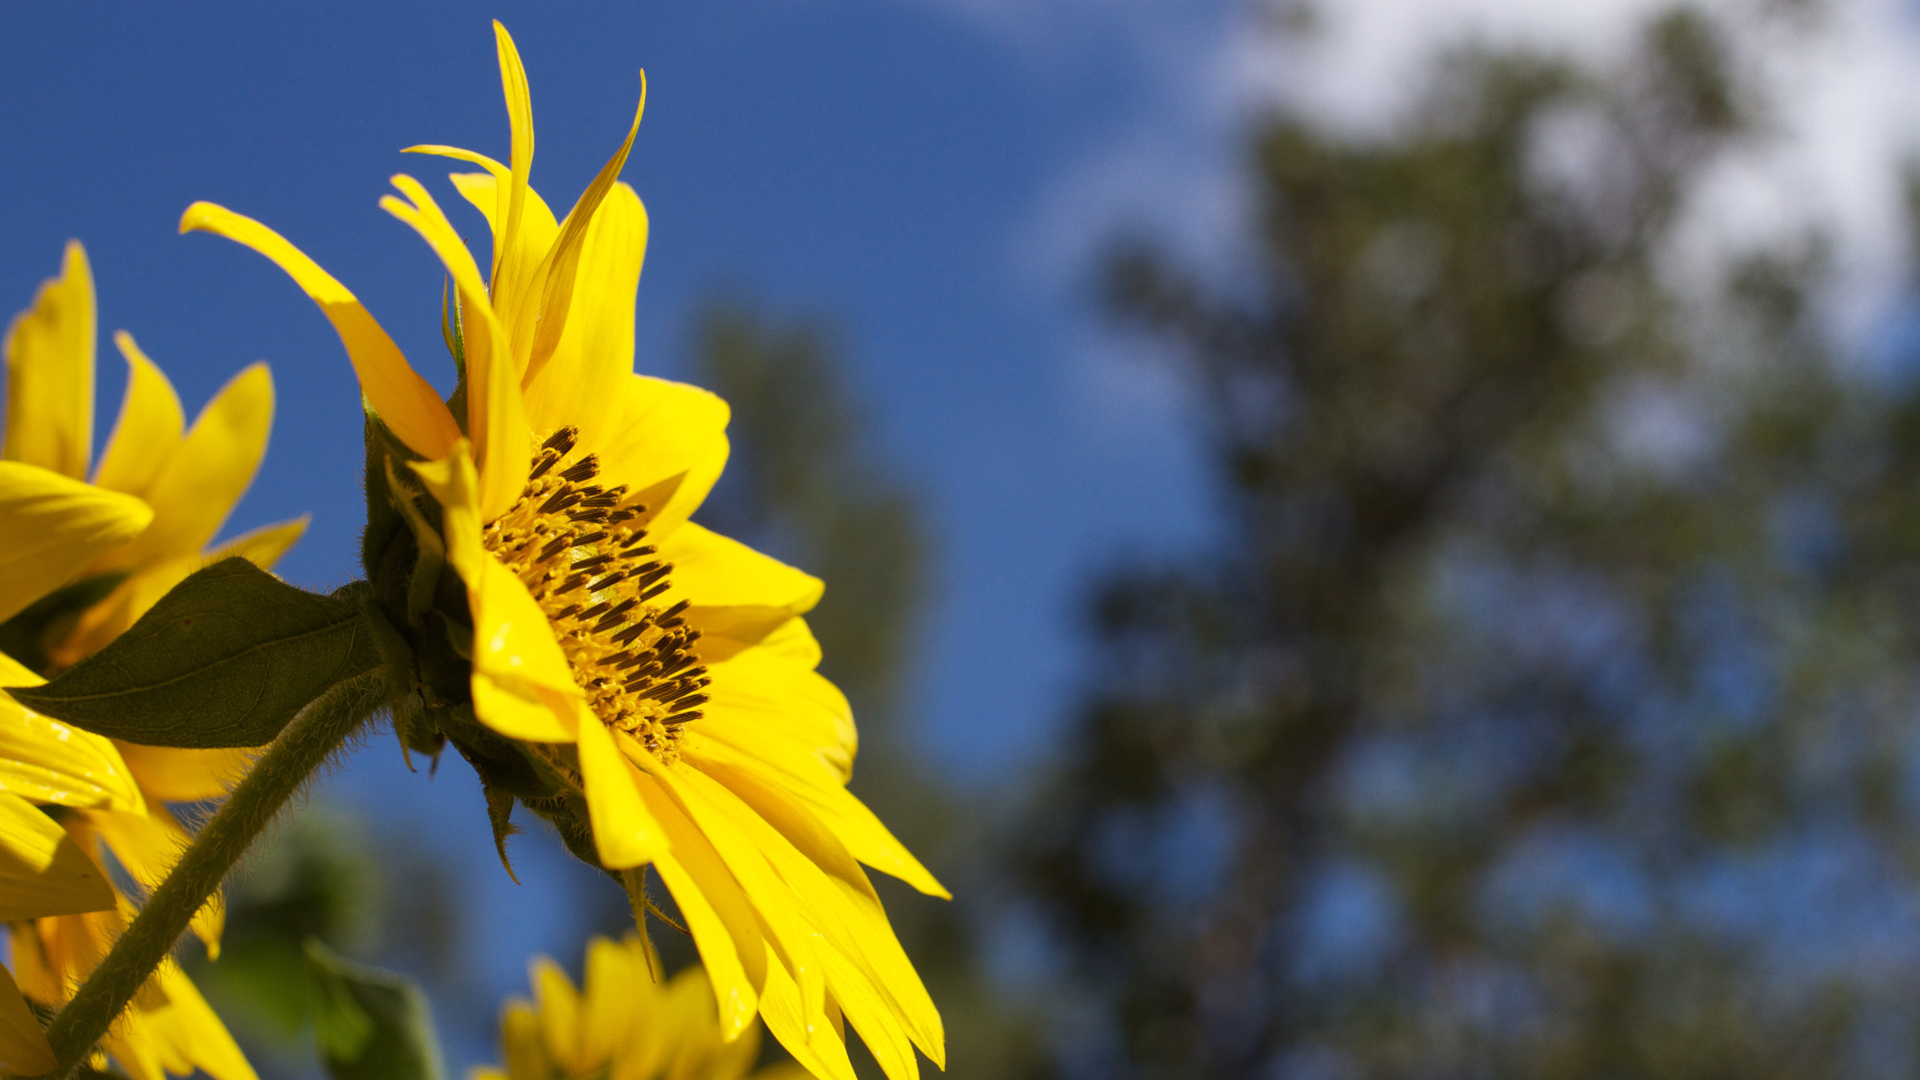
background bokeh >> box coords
[13,1,1920,1078]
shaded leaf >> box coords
[305,938,445,1080]
[7,559,381,747]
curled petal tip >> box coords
[178,201,220,235]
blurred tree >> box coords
[1013,7,1920,1079]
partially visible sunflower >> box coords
[0,241,306,1080]
[475,937,807,1080]
[0,454,139,1073]
[185,22,944,1080]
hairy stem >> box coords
[40,671,388,1079]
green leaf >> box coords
[305,938,446,1080]
[6,558,383,747]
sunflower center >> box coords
[482,426,709,759]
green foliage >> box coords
[192,811,388,1043]
[1013,9,1920,1079]
[306,938,446,1080]
[7,559,382,748]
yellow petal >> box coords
[101,363,273,571]
[659,523,823,614]
[524,182,647,442]
[0,650,142,811]
[685,736,946,898]
[382,177,530,521]
[10,922,58,1007]
[412,443,579,739]
[102,1009,164,1080]
[501,1001,546,1080]
[0,792,114,920]
[693,612,822,668]
[578,715,666,868]
[647,765,825,1027]
[635,773,763,1040]
[470,677,576,743]
[665,766,941,1066]
[756,955,856,1080]
[93,332,186,499]
[0,964,55,1075]
[441,168,562,339]
[465,547,579,705]
[664,975,759,1080]
[619,967,697,1080]
[437,163,561,254]
[580,935,645,1069]
[56,358,291,661]
[491,21,538,324]
[815,949,920,1080]
[0,461,151,624]
[593,375,730,541]
[652,848,759,1037]
[4,241,94,479]
[698,646,857,785]
[179,202,459,460]
[145,958,257,1080]
[521,77,646,385]
[206,515,308,570]
[0,652,142,813]
[528,955,581,1074]
[116,744,254,802]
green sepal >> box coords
[442,278,468,435]
[0,572,127,676]
[380,457,447,630]
[6,560,383,748]
[305,938,446,1080]
[437,704,550,800]
[392,695,446,764]
[483,783,522,883]
[360,409,407,586]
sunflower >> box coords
[0,456,137,1074]
[0,240,305,1080]
[475,936,808,1080]
[184,22,945,1080]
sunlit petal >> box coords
[179,202,459,459]
[0,461,151,624]
[93,332,186,499]
[4,241,94,479]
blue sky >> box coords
[0,1,1227,784]
[12,0,1920,1072]
[0,0,1231,1065]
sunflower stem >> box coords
[37,670,389,1080]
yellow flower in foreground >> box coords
[185,22,944,1080]
[476,937,808,1080]
[0,456,143,1073]
[0,241,305,1080]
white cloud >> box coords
[927,0,1920,447]
[1247,0,1920,349]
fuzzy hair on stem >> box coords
[33,669,390,1080]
